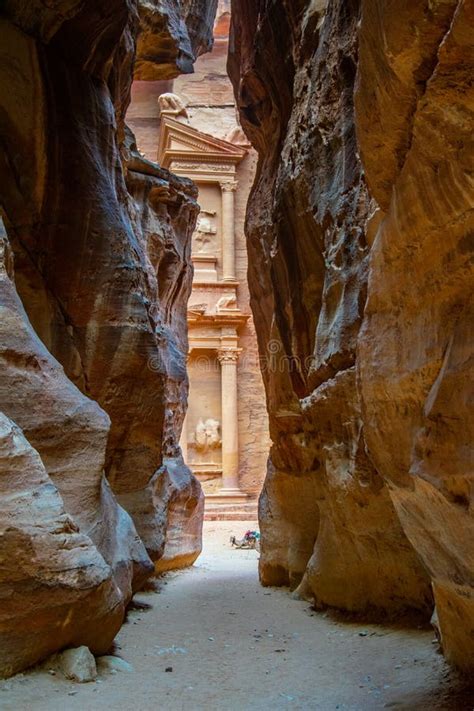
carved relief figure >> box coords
[216,293,237,311]
[194,210,217,252]
[158,93,189,122]
[188,302,208,316]
[194,418,221,452]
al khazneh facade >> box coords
[127,1,269,512]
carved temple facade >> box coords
[127,4,269,511]
[158,116,246,501]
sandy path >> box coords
[1,522,471,711]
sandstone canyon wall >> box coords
[0,0,217,676]
[229,0,473,672]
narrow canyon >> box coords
[0,0,472,707]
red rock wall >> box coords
[0,0,216,676]
[356,0,474,672]
[229,0,473,671]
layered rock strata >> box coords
[0,0,215,675]
[229,0,473,671]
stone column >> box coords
[217,348,244,496]
[220,180,238,282]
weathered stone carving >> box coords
[219,179,238,192]
[216,293,237,311]
[172,162,234,172]
[197,211,217,233]
[217,349,240,364]
[158,92,189,121]
[194,417,222,451]
[226,125,250,147]
[194,210,217,252]
[188,302,208,316]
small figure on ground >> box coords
[230,530,260,551]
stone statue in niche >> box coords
[194,210,217,253]
[194,418,221,452]
[158,93,189,122]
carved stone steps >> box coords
[203,499,258,521]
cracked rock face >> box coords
[0,0,215,675]
[229,0,473,670]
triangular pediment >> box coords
[158,116,247,169]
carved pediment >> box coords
[158,117,247,172]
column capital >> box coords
[217,348,241,364]
[219,179,238,193]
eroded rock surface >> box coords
[0,411,122,678]
[121,132,204,567]
[0,0,215,675]
[0,219,152,603]
[229,0,473,670]
[356,0,474,671]
[136,0,218,79]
